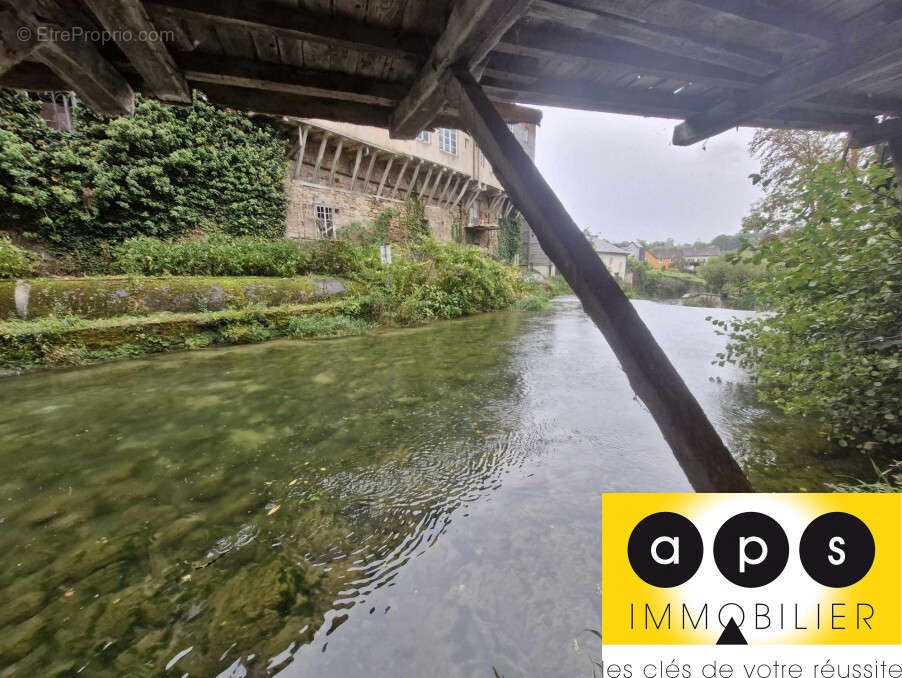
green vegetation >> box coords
[0,235,34,279]
[714,134,901,461]
[288,314,370,338]
[497,213,522,263]
[0,89,287,269]
[511,295,552,310]
[627,259,705,300]
[697,255,764,309]
[111,234,375,277]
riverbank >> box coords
[0,237,553,374]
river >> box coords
[0,298,872,676]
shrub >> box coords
[365,237,521,324]
[111,235,380,278]
[0,89,288,259]
[0,235,35,278]
[511,295,551,311]
[288,314,369,337]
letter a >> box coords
[651,536,680,565]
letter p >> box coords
[739,536,767,573]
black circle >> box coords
[800,512,875,588]
[627,512,703,588]
[713,512,789,588]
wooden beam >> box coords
[389,0,533,138]
[33,30,135,116]
[192,83,393,127]
[441,175,460,207]
[312,133,330,183]
[849,117,902,148]
[349,147,364,192]
[450,178,471,208]
[418,165,435,201]
[448,67,750,492]
[328,139,344,187]
[496,23,762,90]
[405,160,424,200]
[464,188,481,212]
[174,51,407,107]
[0,11,37,75]
[145,0,431,60]
[528,0,781,75]
[376,156,395,196]
[293,125,309,180]
[427,168,446,204]
[888,135,902,201]
[673,19,902,146]
[390,158,410,200]
[685,0,840,44]
[362,151,379,194]
[82,0,191,103]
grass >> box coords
[511,295,552,311]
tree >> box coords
[714,158,901,454]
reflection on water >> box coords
[0,298,871,676]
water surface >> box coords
[0,298,871,676]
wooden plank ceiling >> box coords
[1,0,902,145]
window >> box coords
[416,130,431,143]
[315,204,335,239]
[438,128,458,155]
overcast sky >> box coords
[533,107,764,244]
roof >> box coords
[589,236,630,255]
[1,1,901,147]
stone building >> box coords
[588,236,629,280]
[283,115,540,250]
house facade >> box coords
[588,236,629,279]
[284,116,540,251]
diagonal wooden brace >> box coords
[448,67,750,492]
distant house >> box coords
[588,236,629,279]
[644,249,670,270]
[625,241,645,261]
[680,246,722,270]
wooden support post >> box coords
[328,139,344,186]
[83,0,191,103]
[889,135,902,202]
[464,188,481,212]
[503,200,514,219]
[349,146,364,192]
[451,178,471,208]
[428,169,446,204]
[441,176,460,207]
[293,126,309,181]
[362,151,379,194]
[390,158,410,200]
[405,160,423,200]
[448,67,750,492]
[419,165,435,201]
[0,11,37,74]
[376,156,395,196]
[312,133,330,183]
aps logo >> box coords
[628,510,876,589]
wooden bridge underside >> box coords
[4,0,902,491]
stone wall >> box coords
[286,180,464,245]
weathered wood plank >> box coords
[405,160,423,199]
[349,146,364,191]
[450,178,471,208]
[362,150,379,193]
[849,117,902,148]
[528,0,781,75]
[376,156,395,196]
[685,0,840,43]
[328,138,344,186]
[427,168,445,203]
[312,132,331,182]
[449,67,750,492]
[82,0,191,103]
[176,51,406,106]
[293,125,309,180]
[496,23,762,90]
[389,0,533,138]
[674,18,902,145]
[390,158,410,199]
[145,0,431,59]
[0,10,37,74]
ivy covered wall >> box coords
[0,90,288,263]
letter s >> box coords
[828,537,846,565]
